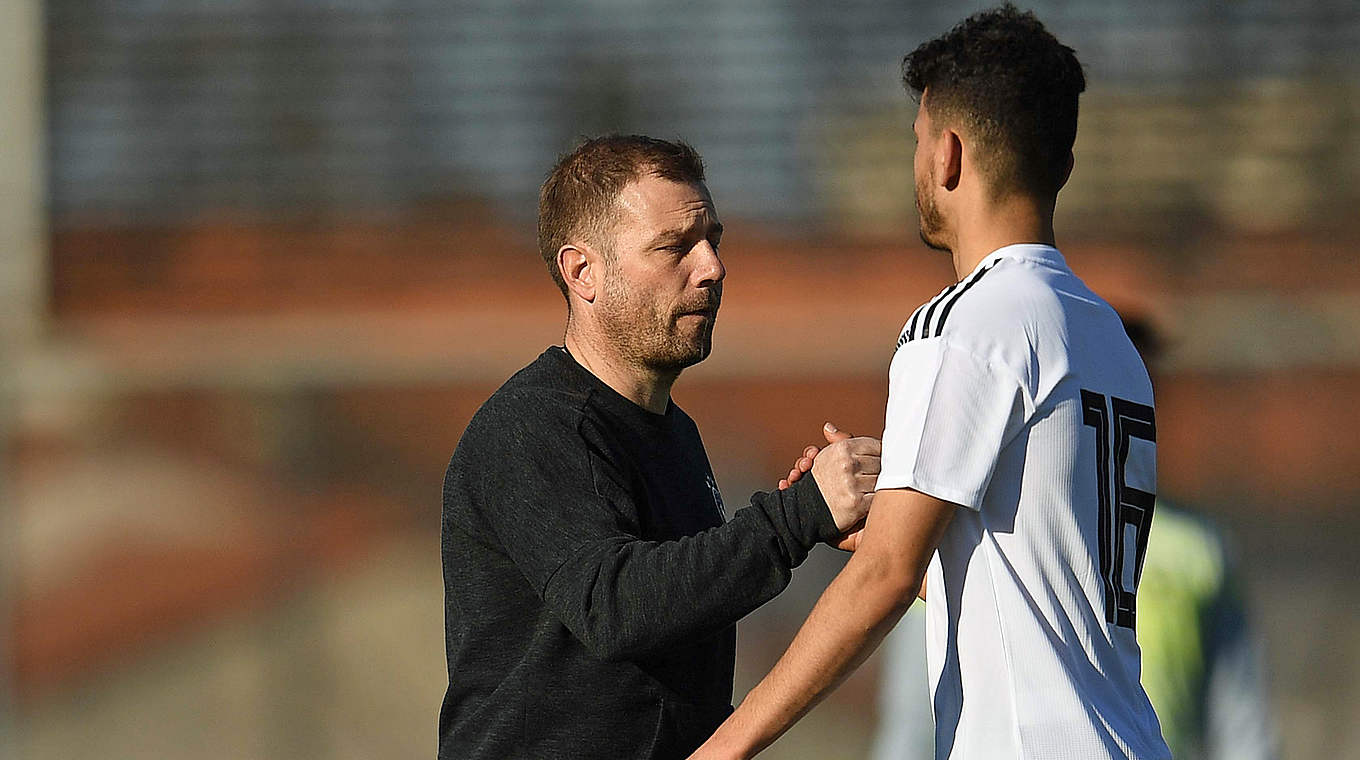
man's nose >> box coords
[694,240,725,287]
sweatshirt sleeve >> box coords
[449,391,839,663]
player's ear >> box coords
[939,128,962,192]
[559,243,599,303]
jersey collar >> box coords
[973,243,1067,276]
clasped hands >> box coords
[777,422,880,552]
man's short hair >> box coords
[537,135,706,298]
[902,3,1085,199]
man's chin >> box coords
[648,340,712,373]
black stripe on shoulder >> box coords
[918,281,959,339]
[932,261,998,338]
[899,281,957,348]
[905,302,929,342]
[896,291,940,350]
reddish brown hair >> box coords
[537,135,706,297]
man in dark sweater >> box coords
[439,135,880,759]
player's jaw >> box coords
[915,174,950,253]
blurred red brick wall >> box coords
[18,217,1356,698]
[45,216,1360,511]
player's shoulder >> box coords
[960,255,1058,314]
[901,255,1056,347]
[964,250,1114,336]
[896,259,999,348]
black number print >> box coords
[1081,389,1156,629]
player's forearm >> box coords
[691,549,922,759]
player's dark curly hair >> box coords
[538,135,705,299]
[903,4,1085,199]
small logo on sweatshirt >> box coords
[705,474,727,522]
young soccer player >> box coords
[692,7,1171,759]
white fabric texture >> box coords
[879,244,1171,760]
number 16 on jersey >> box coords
[1081,389,1156,630]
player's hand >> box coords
[809,422,880,533]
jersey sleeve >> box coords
[877,336,1027,510]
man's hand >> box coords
[778,424,877,549]
[776,444,819,491]
[801,422,880,533]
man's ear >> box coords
[558,243,600,303]
[938,127,963,192]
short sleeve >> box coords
[877,337,1027,510]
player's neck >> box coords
[950,195,1056,280]
[563,327,677,415]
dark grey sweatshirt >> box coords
[438,346,839,759]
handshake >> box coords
[776,422,880,552]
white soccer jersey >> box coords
[879,244,1171,760]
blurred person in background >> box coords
[1117,313,1279,760]
[692,6,1169,758]
[869,313,1280,760]
[439,135,880,760]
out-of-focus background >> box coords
[3,2,1359,758]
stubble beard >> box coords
[915,176,951,253]
[598,270,719,374]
